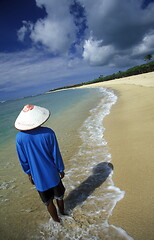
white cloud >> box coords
[30,17,74,54]
[0,48,109,100]
[17,21,33,41]
[18,0,76,54]
[83,37,115,66]
[2,0,154,100]
[17,0,154,67]
[132,30,154,56]
[17,24,27,42]
[79,0,154,65]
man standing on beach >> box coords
[15,104,65,223]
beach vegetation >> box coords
[49,60,154,92]
[144,54,153,61]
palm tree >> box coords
[144,54,153,61]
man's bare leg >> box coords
[56,199,65,215]
[47,200,60,222]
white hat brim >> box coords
[15,105,50,131]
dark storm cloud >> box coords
[1,0,154,100]
[79,0,154,65]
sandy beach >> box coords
[78,72,154,240]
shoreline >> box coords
[77,72,154,240]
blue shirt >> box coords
[16,127,65,191]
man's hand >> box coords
[28,175,34,185]
[59,171,65,179]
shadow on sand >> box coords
[65,162,113,212]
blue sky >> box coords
[0,0,154,101]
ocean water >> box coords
[0,88,133,240]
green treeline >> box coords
[92,60,154,84]
[50,60,154,92]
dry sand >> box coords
[78,72,154,240]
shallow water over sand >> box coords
[38,88,133,240]
[0,88,133,240]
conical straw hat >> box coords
[15,105,50,131]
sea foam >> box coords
[39,87,134,240]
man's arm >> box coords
[59,171,65,179]
[16,142,34,184]
[51,132,65,174]
[28,174,34,184]
[16,141,31,175]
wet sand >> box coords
[78,72,154,240]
